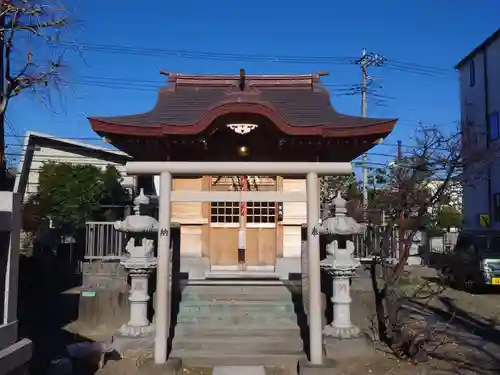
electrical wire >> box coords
[57,41,455,79]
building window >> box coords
[210,201,240,223]
[210,201,277,224]
[489,112,499,141]
[469,60,475,87]
[247,201,276,224]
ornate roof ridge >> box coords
[161,70,328,88]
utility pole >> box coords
[0,0,5,190]
[360,48,368,215]
[355,48,386,214]
[397,140,404,261]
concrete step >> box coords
[172,336,304,352]
[179,299,295,307]
[176,312,298,325]
[204,271,280,279]
[174,326,301,338]
[181,285,295,296]
[178,301,296,314]
[173,283,305,367]
[170,351,305,367]
[182,280,297,287]
[181,294,295,302]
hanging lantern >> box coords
[238,145,249,157]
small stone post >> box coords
[319,192,366,351]
[114,189,158,340]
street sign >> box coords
[479,214,490,228]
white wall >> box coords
[20,145,134,201]
[459,35,500,228]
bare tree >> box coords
[1,0,70,112]
[367,123,487,361]
[0,0,70,185]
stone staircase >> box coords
[171,281,306,367]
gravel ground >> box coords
[22,267,500,375]
[349,268,500,375]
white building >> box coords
[427,180,463,212]
[14,131,134,201]
[456,28,500,229]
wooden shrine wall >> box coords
[172,176,310,263]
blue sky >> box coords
[6,0,500,172]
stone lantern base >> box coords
[323,324,360,339]
[111,263,157,356]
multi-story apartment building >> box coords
[457,28,500,229]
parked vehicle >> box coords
[440,229,500,291]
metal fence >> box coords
[353,225,399,261]
[84,221,400,261]
[85,221,126,260]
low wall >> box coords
[78,225,181,330]
[78,261,130,328]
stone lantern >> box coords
[114,189,158,338]
[319,191,365,339]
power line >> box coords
[57,41,455,79]
[58,41,356,65]
[59,75,455,121]
[7,69,453,112]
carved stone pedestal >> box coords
[322,268,360,339]
[119,268,155,338]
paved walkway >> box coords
[213,366,265,375]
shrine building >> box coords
[88,70,397,279]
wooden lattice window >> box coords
[210,201,240,223]
[210,176,277,224]
[247,201,276,223]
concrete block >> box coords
[298,358,338,375]
[78,289,129,327]
[0,338,32,375]
[180,257,209,279]
[138,357,183,375]
[323,334,375,360]
[275,257,301,279]
[111,334,155,357]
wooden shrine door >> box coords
[208,176,277,268]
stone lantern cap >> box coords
[321,192,365,236]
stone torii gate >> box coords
[125,161,353,366]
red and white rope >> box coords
[241,175,248,216]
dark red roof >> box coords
[89,72,397,138]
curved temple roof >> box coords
[89,72,397,138]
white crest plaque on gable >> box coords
[226,123,259,135]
